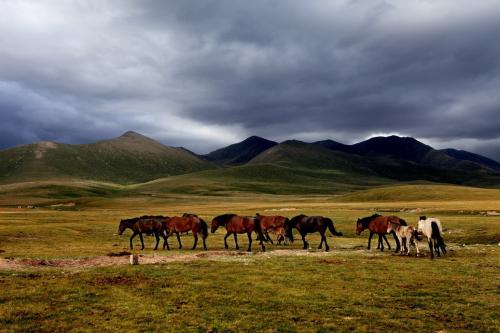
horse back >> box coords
[227,215,257,233]
[164,216,195,233]
[136,219,163,233]
[369,216,391,234]
[259,215,287,229]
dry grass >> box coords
[0,185,499,332]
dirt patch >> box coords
[0,249,337,271]
[107,251,132,257]
[90,276,138,286]
[34,141,57,159]
[49,202,76,208]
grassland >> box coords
[0,183,499,332]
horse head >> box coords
[211,214,233,233]
[355,218,364,235]
[117,219,129,235]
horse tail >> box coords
[326,218,343,236]
[199,218,208,238]
[431,221,446,253]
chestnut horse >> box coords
[211,214,266,252]
[162,213,208,250]
[355,214,406,252]
[284,215,343,252]
[255,213,289,245]
[117,216,167,250]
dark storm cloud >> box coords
[1,1,500,159]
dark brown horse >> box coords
[211,214,266,252]
[117,216,167,250]
[255,213,289,245]
[355,214,407,252]
[162,214,208,250]
[284,215,343,251]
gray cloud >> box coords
[1,1,500,159]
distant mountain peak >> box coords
[120,130,147,139]
[204,136,277,165]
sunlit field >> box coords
[0,185,499,332]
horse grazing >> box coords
[284,215,343,251]
[418,216,447,259]
[387,222,421,256]
[211,214,266,252]
[255,213,289,245]
[356,214,407,252]
[117,216,167,250]
[162,213,208,250]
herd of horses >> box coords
[117,213,447,259]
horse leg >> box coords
[391,231,400,253]
[224,232,230,249]
[139,232,145,250]
[301,233,309,249]
[259,232,266,252]
[247,232,252,252]
[265,231,273,245]
[130,232,138,250]
[383,234,391,250]
[322,232,330,252]
[378,235,384,251]
[191,232,198,250]
[233,233,240,250]
[367,232,374,250]
[318,235,324,249]
[176,232,182,249]
[153,231,160,251]
[202,234,207,251]
[162,233,169,250]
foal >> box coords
[255,213,289,245]
[386,222,421,256]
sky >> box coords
[1,1,500,160]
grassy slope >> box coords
[0,132,215,184]
[334,184,500,202]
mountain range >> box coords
[1,131,499,191]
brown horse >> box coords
[284,215,343,251]
[211,214,266,252]
[162,213,208,250]
[355,214,407,252]
[117,216,167,250]
[255,213,289,245]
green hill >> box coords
[250,140,500,186]
[0,131,215,184]
[334,184,500,202]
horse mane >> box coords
[358,214,381,227]
[214,214,236,226]
[121,215,167,225]
[289,214,307,225]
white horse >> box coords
[417,216,447,259]
[387,222,421,256]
